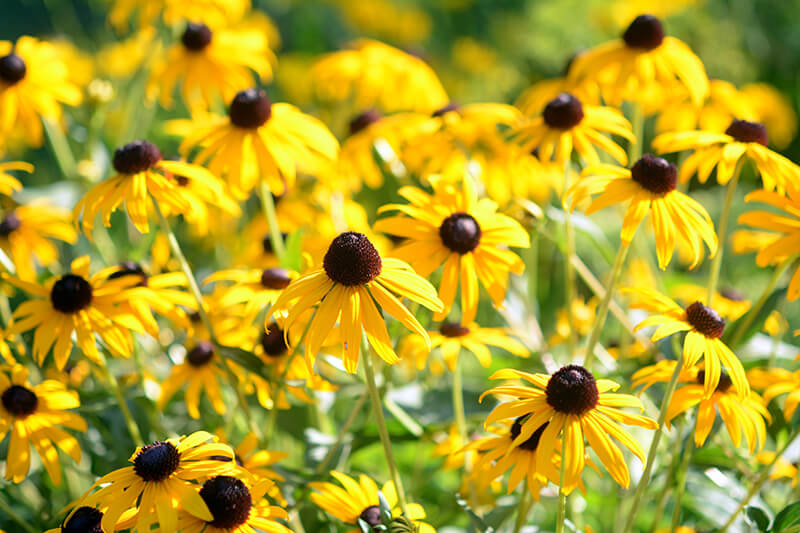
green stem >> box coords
[669,438,694,531]
[514,489,532,533]
[555,436,568,533]
[527,228,540,318]
[628,102,644,163]
[0,491,36,533]
[707,159,745,304]
[100,362,144,447]
[728,256,794,347]
[622,351,686,533]
[43,118,77,180]
[361,338,409,516]
[152,199,260,437]
[259,181,286,264]
[718,425,800,533]
[452,356,468,449]
[563,161,578,360]
[583,243,629,368]
[315,391,369,475]
[647,422,684,533]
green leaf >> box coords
[772,502,800,532]
[455,494,495,533]
[217,346,269,379]
[746,505,771,532]
[282,228,305,271]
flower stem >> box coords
[452,355,468,451]
[669,437,694,531]
[621,351,685,533]
[628,102,643,163]
[99,362,144,447]
[259,180,286,265]
[728,256,794,347]
[361,337,409,516]
[0,491,36,533]
[718,424,800,532]
[555,436,568,533]
[152,198,260,438]
[706,159,745,304]
[562,161,578,360]
[514,489,532,533]
[43,118,77,180]
[583,242,629,368]
[315,391,368,474]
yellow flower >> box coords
[310,39,448,114]
[655,79,757,136]
[375,176,529,323]
[44,506,136,533]
[172,88,338,198]
[204,267,297,318]
[77,431,241,532]
[742,83,798,149]
[626,287,749,398]
[567,155,717,269]
[158,341,229,419]
[73,140,220,236]
[0,364,86,485]
[148,20,275,111]
[512,92,634,165]
[266,232,442,373]
[336,0,432,45]
[671,284,750,321]
[756,451,799,487]
[220,431,288,504]
[738,187,800,300]
[757,367,800,422]
[481,366,657,492]
[653,120,800,193]
[0,202,77,280]
[568,14,708,106]
[0,37,82,148]
[401,321,528,371]
[0,161,30,196]
[108,0,250,33]
[549,297,598,346]
[310,471,434,533]
[635,361,768,451]
[4,256,145,369]
[97,26,157,79]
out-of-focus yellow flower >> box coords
[763,310,788,337]
[756,451,798,487]
[593,0,700,31]
[549,297,598,346]
[336,0,431,45]
[656,80,757,135]
[671,284,750,321]
[97,27,158,79]
[742,83,798,149]
[731,229,780,257]
[108,0,250,33]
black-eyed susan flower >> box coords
[219,432,288,504]
[756,367,800,422]
[0,161,31,196]
[653,119,800,193]
[741,82,798,149]
[626,287,749,398]
[567,14,708,106]
[266,231,442,373]
[310,471,434,533]
[73,140,220,236]
[635,362,768,451]
[481,366,657,492]
[512,92,634,165]
[672,284,751,321]
[0,365,86,485]
[401,321,528,371]
[464,419,560,496]
[148,21,275,111]
[175,475,291,533]
[172,88,338,199]
[0,37,81,148]
[0,202,77,280]
[44,506,136,533]
[375,176,528,323]
[78,431,241,533]
[566,155,717,269]
[159,341,229,419]
[310,39,448,114]
[108,0,250,33]
[738,187,800,300]
[655,80,757,136]
[4,256,144,369]
[204,267,297,318]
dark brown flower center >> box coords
[0,53,26,84]
[545,365,599,415]
[182,22,212,51]
[725,119,769,146]
[113,140,162,174]
[51,274,93,314]
[440,322,470,337]
[1,384,38,417]
[62,506,104,533]
[630,154,677,195]
[543,93,584,130]
[359,505,383,527]
[260,267,292,290]
[199,475,253,529]
[108,261,148,287]
[349,109,382,136]
[510,417,549,451]
[229,88,272,129]
[133,441,181,482]
[261,325,288,357]
[323,232,382,286]
[685,301,725,339]
[696,370,733,393]
[439,212,481,254]
[187,341,215,367]
[262,232,289,254]
[0,211,20,237]
[432,102,461,117]
[622,14,665,50]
